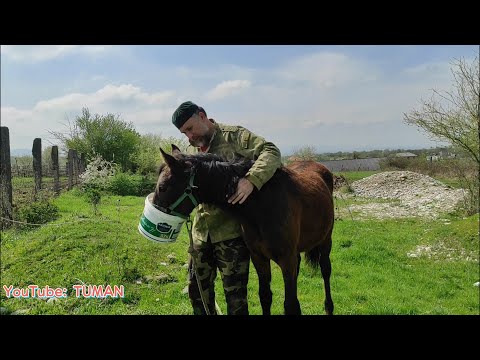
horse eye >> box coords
[158,184,167,192]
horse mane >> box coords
[181,153,254,201]
[178,152,301,229]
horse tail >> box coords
[304,246,322,269]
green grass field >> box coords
[1,183,478,315]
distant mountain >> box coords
[10,149,31,157]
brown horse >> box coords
[153,145,335,315]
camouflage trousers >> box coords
[188,236,250,315]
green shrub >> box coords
[108,172,142,196]
[17,200,59,228]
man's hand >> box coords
[227,177,254,205]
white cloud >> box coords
[1,84,179,150]
[205,80,251,101]
[275,52,378,89]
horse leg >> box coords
[279,254,301,315]
[319,233,334,315]
[250,252,272,315]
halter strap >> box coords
[156,170,198,219]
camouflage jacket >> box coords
[187,120,282,243]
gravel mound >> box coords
[344,171,466,219]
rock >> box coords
[0,307,10,315]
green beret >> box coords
[172,101,199,129]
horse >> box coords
[153,145,335,315]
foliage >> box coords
[108,172,146,196]
[379,156,411,170]
[403,54,479,214]
[49,107,141,172]
[285,145,320,164]
[80,155,116,189]
[79,155,116,214]
[403,55,479,166]
[17,198,59,228]
[11,155,32,167]
[41,145,67,170]
[134,133,189,175]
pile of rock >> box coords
[342,171,466,219]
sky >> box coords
[1,45,478,156]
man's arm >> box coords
[236,127,282,191]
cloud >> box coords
[0,45,111,63]
[1,46,464,154]
[1,84,180,149]
[31,84,175,112]
[275,52,378,89]
[204,80,251,100]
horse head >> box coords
[152,144,199,219]
[153,144,255,218]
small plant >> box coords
[339,184,354,194]
[79,154,115,214]
[83,186,102,215]
[17,199,59,228]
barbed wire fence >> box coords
[1,126,85,230]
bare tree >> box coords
[404,50,479,214]
[290,145,318,161]
[403,53,479,165]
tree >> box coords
[290,145,318,161]
[50,108,141,172]
[403,51,479,214]
[403,54,479,165]
[135,133,189,175]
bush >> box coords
[17,200,59,228]
[108,172,157,196]
[108,172,141,196]
[79,155,116,214]
[379,156,410,170]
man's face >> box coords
[179,112,211,148]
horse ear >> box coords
[171,144,182,153]
[171,144,184,159]
[160,147,179,169]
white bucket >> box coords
[138,193,185,243]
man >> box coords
[171,101,282,315]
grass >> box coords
[1,188,478,315]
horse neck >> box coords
[193,161,261,223]
[194,162,242,205]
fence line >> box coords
[1,126,86,230]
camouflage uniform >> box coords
[187,120,282,315]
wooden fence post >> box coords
[51,145,60,195]
[72,150,79,185]
[67,149,74,190]
[79,153,86,174]
[32,138,42,199]
[1,127,13,230]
